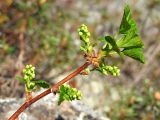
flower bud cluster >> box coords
[58,84,82,105]
[78,24,93,53]
[78,24,90,44]
[23,64,35,82]
[99,63,120,76]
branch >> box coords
[9,62,90,120]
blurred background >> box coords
[0,0,160,120]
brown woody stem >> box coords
[9,62,90,120]
[25,91,32,101]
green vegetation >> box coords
[7,4,158,120]
[58,84,82,105]
[108,80,160,120]
[18,65,49,92]
[16,4,145,106]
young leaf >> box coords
[122,47,145,63]
[103,36,120,54]
[117,5,145,63]
[119,5,137,34]
[16,76,25,83]
[117,30,144,49]
[33,80,50,88]
[98,36,105,42]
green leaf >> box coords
[33,80,50,88]
[117,5,145,63]
[119,5,137,34]
[122,47,145,63]
[98,36,105,42]
[16,76,25,83]
[104,36,121,54]
[117,30,144,48]
[80,46,88,52]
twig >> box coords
[11,18,26,97]
[8,62,90,120]
[11,33,25,97]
